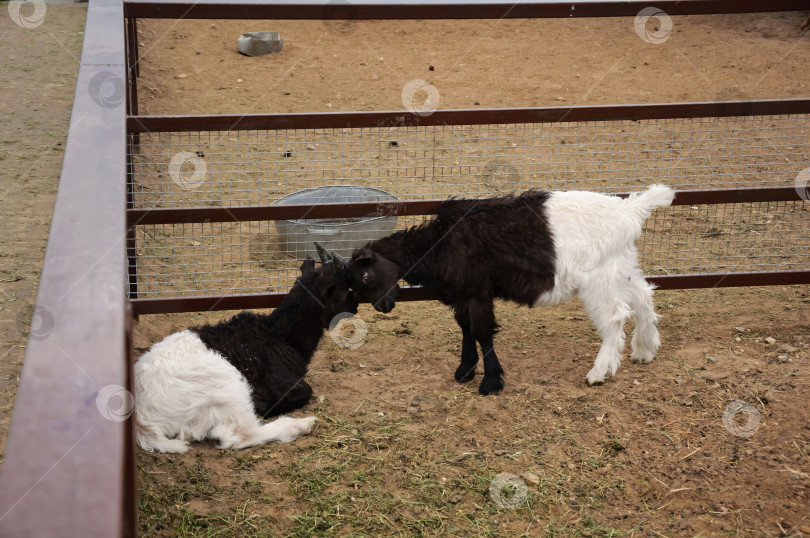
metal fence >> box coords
[126,103,810,312]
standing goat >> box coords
[135,252,356,453]
[343,185,675,394]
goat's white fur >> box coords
[535,185,675,384]
[134,330,316,453]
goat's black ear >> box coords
[353,250,377,265]
[300,257,316,276]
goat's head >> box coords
[299,253,358,326]
[346,247,401,314]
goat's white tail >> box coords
[625,184,675,219]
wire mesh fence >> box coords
[128,112,810,299]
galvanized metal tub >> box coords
[271,186,399,259]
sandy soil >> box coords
[0,1,87,462]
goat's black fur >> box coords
[348,191,556,395]
[193,258,357,417]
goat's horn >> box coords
[332,251,350,270]
[314,242,332,263]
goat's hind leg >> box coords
[453,312,479,383]
[580,283,631,385]
[628,276,660,364]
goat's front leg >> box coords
[477,336,505,395]
[468,299,504,395]
[259,380,313,418]
[453,313,479,383]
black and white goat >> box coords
[342,185,675,394]
[134,252,357,453]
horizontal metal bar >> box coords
[127,188,804,225]
[128,99,810,133]
[131,271,810,315]
[127,199,443,225]
[123,0,810,20]
[648,271,810,289]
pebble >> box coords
[176,73,188,79]
[780,344,797,353]
[735,327,745,333]
[237,78,243,83]
[706,356,718,363]
[765,337,776,345]
[778,355,788,362]
[735,337,741,342]
[521,472,540,485]
[633,379,641,385]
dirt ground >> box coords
[1,5,809,537]
[0,1,87,462]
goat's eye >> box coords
[362,271,369,282]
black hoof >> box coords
[455,363,476,383]
[478,375,504,395]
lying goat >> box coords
[134,252,356,452]
[343,185,675,394]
